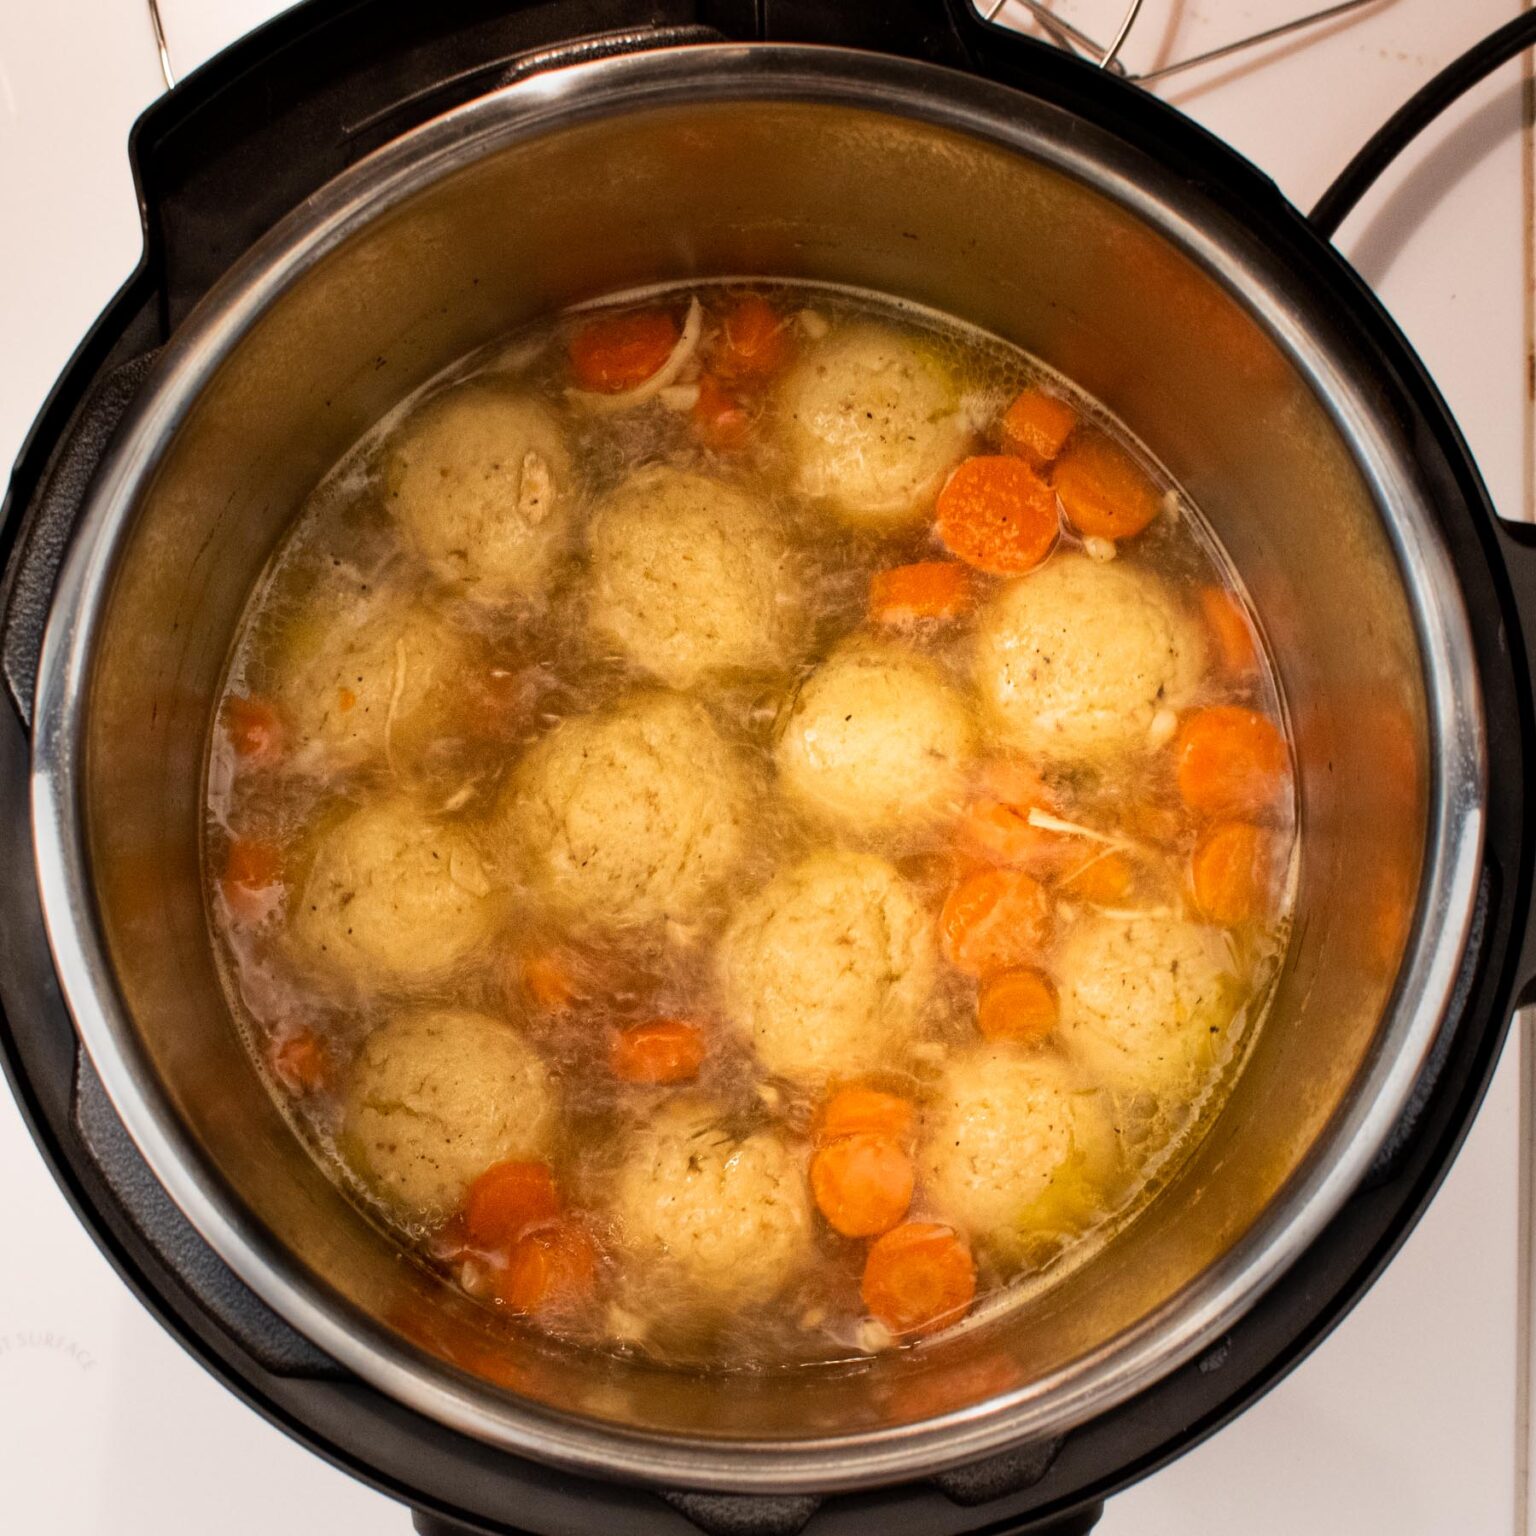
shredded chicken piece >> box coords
[448,848,492,897]
[517,449,554,525]
[960,388,1006,432]
[854,1319,895,1353]
[1147,708,1178,749]
[1083,534,1117,562]
[665,917,702,949]
[438,782,478,814]
[383,639,409,776]
[1026,806,1140,852]
[606,1305,650,1345]
[659,383,701,411]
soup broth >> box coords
[205,281,1296,1368]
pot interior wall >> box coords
[81,93,1430,1443]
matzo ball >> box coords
[502,691,756,929]
[973,555,1206,765]
[775,639,974,835]
[718,850,935,1084]
[921,1044,1118,1257]
[288,795,500,986]
[586,467,802,688]
[1056,912,1238,1099]
[776,322,971,528]
[271,586,476,772]
[386,379,576,601]
[342,1008,554,1218]
[608,1099,814,1314]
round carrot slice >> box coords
[957,760,1076,874]
[495,1221,599,1315]
[611,1019,707,1085]
[999,387,1078,469]
[223,838,280,886]
[976,969,1058,1044]
[520,948,580,1013]
[959,798,1060,871]
[464,1160,562,1250]
[1060,850,1135,904]
[223,694,283,762]
[1200,585,1259,677]
[569,309,679,392]
[219,838,281,922]
[1052,433,1161,541]
[692,373,751,451]
[268,1028,329,1094]
[862,1223,977,1338]
[819,1087,914,1145]
[1190,821,1278,924]
[1175,706,1289,820]
[940,867,1052,977]
[811,1134,914,1238]
[868,562,973,626]
[714,295,790,380]
[936,455,1059,575]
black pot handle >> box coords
[408,1433,1100,1535]
[0,348,160,727]
[1489,519,1536,1007]
[410,1495,1105,1535]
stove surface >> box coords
[0,2,1526,1532]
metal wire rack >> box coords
[982,0,1394,83]
[144,1,1398,94]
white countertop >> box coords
[0,2,1526,1531]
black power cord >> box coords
[1310,8,1536,239]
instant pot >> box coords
[6,3,1536,1532]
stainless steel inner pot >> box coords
[29,44,1485,1492]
